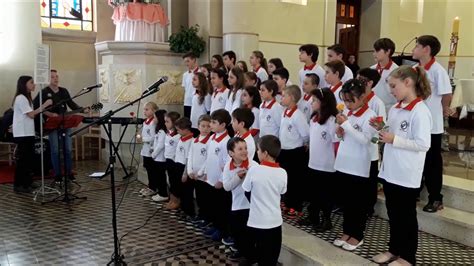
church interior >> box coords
[0,0,472,265]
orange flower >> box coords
[336,103,345,112]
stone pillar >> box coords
[222,1,259,61]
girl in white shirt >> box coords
[299,88,339,232]
[371,66,432,266]
[150,110,169,202]
[241,86,262,140]
[164,111,182,210]
[190,72,212,129]
[12,76,52,193]
[225,67,244,114]
[209,68,230,113]
[333,79,377,251]
[249,50,269,82]
[138,102,158,197]
[243,71,261,89]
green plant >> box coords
[168,24,205,57]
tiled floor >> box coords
[0,161,472,265]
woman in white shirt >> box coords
[12,76,52,193]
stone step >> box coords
[420,174,474,213]
[375,195,474,247]
[281,223,375,265]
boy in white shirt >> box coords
[370,38,399,113]
[272,67,290,102]
[279,85,310,217]
[223,50,237,74]
[223,137,258,261]
[174,117,195,219]
[231,108,256,160]
[181,52,199,118]
[327,44,353,83]
[298,73,320,122]
[298,44,328,88]
[412,35,453,213]
[187,115,212,225]
[200,109,232,243]
[324,60,345,104]
[242,135,287,266]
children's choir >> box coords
[138,36,450,265]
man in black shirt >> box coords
[34,69,85,182]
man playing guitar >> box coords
[34,69,89,182]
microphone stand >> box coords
[41,88,93,204]
[70,83,163,266]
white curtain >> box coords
[114,20,165,42]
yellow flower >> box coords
[336,103,345,112]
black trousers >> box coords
[247,226,282,266]
[422,133,443,202]
[143,157,168,196]
[279,146,307,212]
[307,169,335,222]
[184,105,191,118]
[165,159,181,198]
[368,160,379,214]
[14,136,35,189]
[231,209,250,257]
[211,187,232,237]
[339,171,370,241]
[195,180,212,221]
[384,181,419,265]
[181,178,196,216]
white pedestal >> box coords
[95,41,184,168]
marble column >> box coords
[222,1,259,61]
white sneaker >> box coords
[141,188,156,196]
[151,194,168,202]
[342,240,364,251]
[333,238,347,247]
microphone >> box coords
[142,76,168,95]
[401,37,417,56]
[83,84,102,91]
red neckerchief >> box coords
[262,99,276,109]
[395,97,422,111]
[212,131,228,143]
[254,66,261,73]
[144,118,154,125]
[304,63,316,71]
[284,106,298,118]
[189,67,199,73]
[180,133,193,142]
[167,130,177,137]
[421,57,436,71]
[312,113,320,123]
[213,87,226,97]
[365,91,375,103]
[236,131,252,139]
[376,60,393,75]
[194,133,211,144]
[249,128,260,136]
[303,93,312,101]
[348,104,369,117]
[330,82,343,93]
[260,160,279,168]
[230,159,250,170]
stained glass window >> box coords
[41,0,93,31]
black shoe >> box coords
[228,251,242,262]
[68,175,76,181]
[14,186,32,193]
[314,218,332,232]
[29,182,40,189]
[54,176,63,182]
[423,201,443,213]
